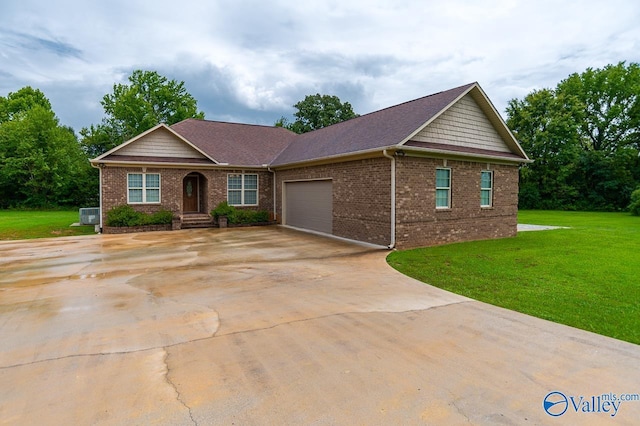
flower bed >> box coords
[211,201,271,227]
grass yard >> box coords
[0,210,97,240]
[387,210,640,345]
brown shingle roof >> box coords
[170,119,297,166]
[270,83,476,166]
[94,82,528,167]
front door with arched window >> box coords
[183,174,199,212]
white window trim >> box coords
[227,173,259,206]
[127,173,161,204]
[480,170,493,208]
[435,167,451,210]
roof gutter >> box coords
[269,143,531,170]
[400,147,533,164]
[89,160,268,170]
[270,146,398,169]
[382,149,396,249]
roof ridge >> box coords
[173,117,294,131]
[173,83,476,135]
[358,82,476,118]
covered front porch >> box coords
[180,172,214,228]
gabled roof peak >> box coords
[91,82,529,168]
[270,82,481,165]
[91,123,217,163]
[360,82,477,118]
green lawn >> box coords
[387,211,640,345]
[0,210,97,240]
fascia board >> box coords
[404,146,533,164]
[468,85,530,161]
[92,159,268,170]
[269,146,397,169]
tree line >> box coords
[0,70,356,209]
[0,71,204,208]
[506,62,640,211]
[1,64,639,211]
[0,87,96,208]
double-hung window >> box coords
[227,174,258,206]
[435,168,451,209]
[480,170,493,207]
[128,173,160,204]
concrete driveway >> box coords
[1,227,639,425]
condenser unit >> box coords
[79,207,100,225]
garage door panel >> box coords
[285,181,332,234]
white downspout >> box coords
[268,166,276,222]
[98,166,103,232]
[382,150,396,249]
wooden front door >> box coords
[183,175,199,212]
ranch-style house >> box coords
[91,82,531,249]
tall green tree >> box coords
[0,87,97,208]
[507,62,640,211]
[276,93,358,134]
[0,86,51,122]
[81,70,205,156]
[557,62,640,152]
[506,89,583,209]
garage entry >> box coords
[284,180,333,234]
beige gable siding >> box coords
[412,94,511,153]
[118,128,207,159]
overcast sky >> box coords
[1,0,639,132]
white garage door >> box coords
[285,180,333,234]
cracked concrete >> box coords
[1,226,639,425]
[163,348,197,426]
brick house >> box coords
[91,82,530,249]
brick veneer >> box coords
[102,224,172,234]
[395,156,519,249]
[100,166,273,230]
[275,155,518,249]
[275,158,392,246]
[100,156,519,248]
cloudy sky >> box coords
[1,0,639,132]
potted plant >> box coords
[211,201,236,228]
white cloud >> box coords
[1,0,639,129]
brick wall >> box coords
[99,157,519,247]
[102,224,172,234]
[100,166,273,227]
[275,158,392,246]
[395,156,519,249]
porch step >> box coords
[181,214,214,229]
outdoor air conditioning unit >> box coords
[79,207,100,225]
